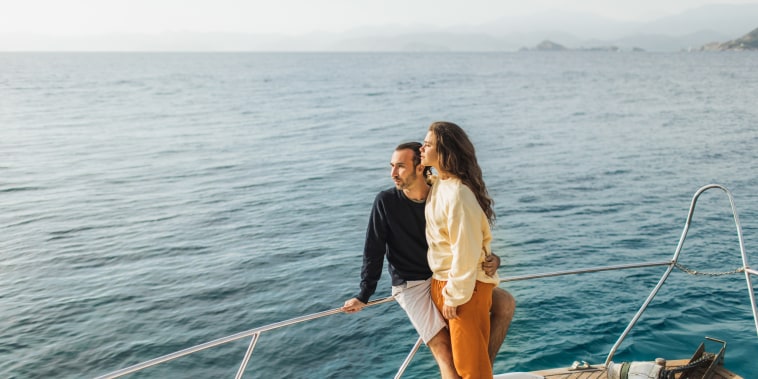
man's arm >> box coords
[342,194,387,313]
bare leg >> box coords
[489,287,516,364]
[426,328,461,379]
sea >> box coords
[1,52,757,378]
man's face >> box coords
[390,149,418,190]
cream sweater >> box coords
[425,177,499,307]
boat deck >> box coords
[530,359,743,379]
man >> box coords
[342,142,516,378]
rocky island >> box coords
[520,40,643,52]
[697,27,758,51]
[520,26,758,53]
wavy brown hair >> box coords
[428,121,495,224]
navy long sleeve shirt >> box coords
[356,187,433,303]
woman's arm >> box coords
[442,184,486,307]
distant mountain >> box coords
[698,27,758,51]
[332,32,515,52]
[472,10,635,40]
[520,40,629,52]
[641,4,758,37]
[329,3,758,52]
[472,4,758,38]
[2,3,757,52]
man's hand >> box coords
[482,253,501,277]
[442,304,458,320]
[342,298,367,313]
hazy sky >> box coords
[2,0,757,36]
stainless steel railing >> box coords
[95,298,396,379]
[603,184,757,366]
[96,184,757,378]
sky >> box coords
[1,0,757,36]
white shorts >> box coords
[392,278,447,344]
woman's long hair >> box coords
[429,121,495,224]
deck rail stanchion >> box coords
[394,337,423,379]
[604,184,757,366]
[234,333,259,379]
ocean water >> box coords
[1,52,757,378]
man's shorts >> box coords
[392,278,447,344]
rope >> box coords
[674,262,744,277]
[658,352,715,379]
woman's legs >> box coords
[432,279,494,379]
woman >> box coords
[420,121,499,379]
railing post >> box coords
[234,333,260,379]
[394,336,423,379]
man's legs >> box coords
[489,287,516,364]
[426,329,460,379]
[393,279,458,379]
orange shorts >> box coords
[431,279,494,379]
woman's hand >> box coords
[442,304,458,320]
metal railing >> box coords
[95,298,396,379]
[96,184,757,378]
[602,184,756,365]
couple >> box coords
[342,121,516,379]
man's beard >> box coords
[394,171,417,190]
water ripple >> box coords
[1,52,756,378]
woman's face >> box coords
[420,131,440,169]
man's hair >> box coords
[395,141,432,177]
